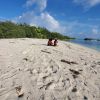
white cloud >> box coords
[13,0,100,38]
[92,27,99,34]
[73,0,100,10]
[14,11,67,33]
[40,13,60,30]
[62,20,100,38]
[25,0,47,11]
[25,0,35,7]
[89,27,100,38]
[13,11,100,38]
[13,0,67,34]
[0,17,9,22]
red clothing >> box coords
[47,40,53,46]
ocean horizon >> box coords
[68,39,100,52]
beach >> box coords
[0,38,100,100]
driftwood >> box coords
[69,69,80,75]
[41,50,51,54]
[61,59,78,65]
[15,86,24,97]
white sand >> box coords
[0,38,100,100]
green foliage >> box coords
[0,21,72,40]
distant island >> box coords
[0,21,74,40]
[97,39,100,41]
[84,38,100,41]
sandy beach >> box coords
[0,38,100,100]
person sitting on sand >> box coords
[47,38,53,46]
[54,38,58,46]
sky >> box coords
[0,0,100,38]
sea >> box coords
[68,39,100,52]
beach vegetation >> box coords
[0,21,73,40]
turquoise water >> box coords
[69,39,100,52]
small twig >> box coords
[41,50,51,54]
[61,59,78,65]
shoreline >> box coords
[68,39,100,52]
[67,41,100,53]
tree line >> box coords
[0,21,73,40]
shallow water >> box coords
[68,39,100,52]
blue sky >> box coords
[0,0,100,38]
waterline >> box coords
[68,39,100,52]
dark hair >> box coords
[54,38,57,41]
[49,38,52,41]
